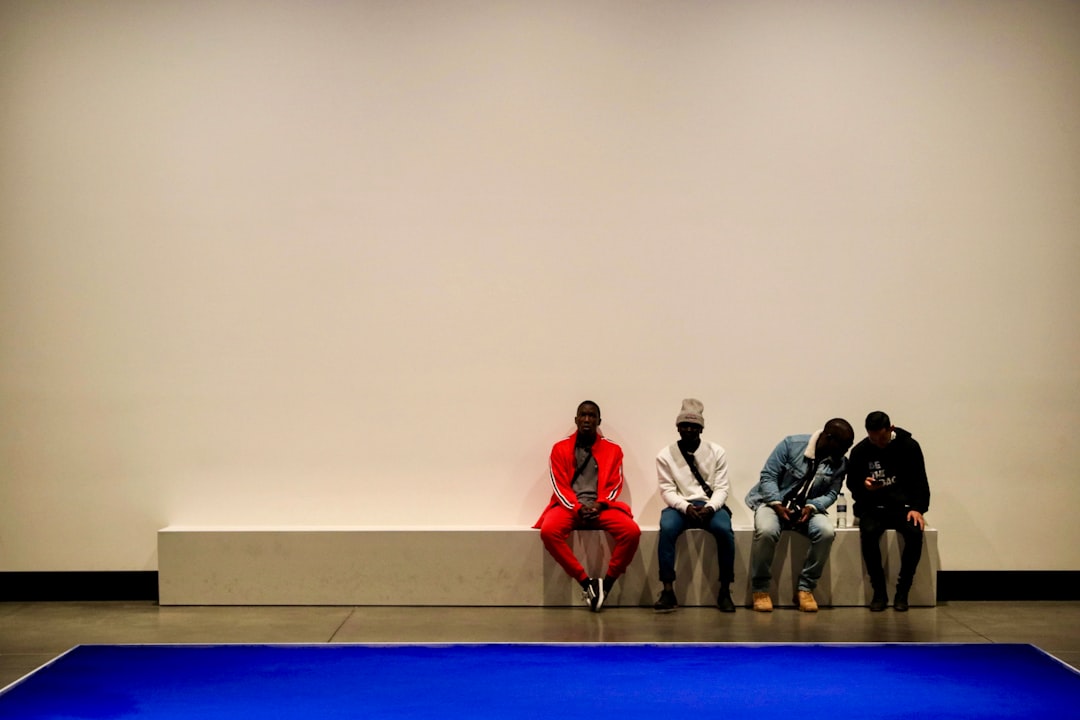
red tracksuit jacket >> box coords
[534,432,633,526]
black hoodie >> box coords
[846,427,930,517]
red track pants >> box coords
[538,506,641,582]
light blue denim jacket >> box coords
[744,431,847,515]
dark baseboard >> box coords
[1,570,1077,603]
[0,572,159,602]
[937,571,1080,602]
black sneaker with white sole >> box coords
[581,578,602,611]
[594,576,617,612]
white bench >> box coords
[158,525,937,607]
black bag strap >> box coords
[570,448,594,486]
[678,446,713,499]
[783,458,819,511]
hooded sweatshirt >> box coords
[846,427,930,517]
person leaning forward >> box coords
[653,398,737,613]
[745,418,854,613]
[847,411,930,612]
[534,400,641,612]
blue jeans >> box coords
[750,505,835,593]
[658,502,735,585]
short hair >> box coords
[577,400,601,418]
[865,411,891,432]
[824,417,854,440]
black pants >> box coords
[858,508,923,591]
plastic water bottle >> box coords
[836,492,848,528]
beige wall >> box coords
[1,1,1078,572]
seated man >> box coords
[745,418,854,612]
[654,399,736,613]
[534,400,641,612]
[847,411,930,612]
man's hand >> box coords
[686,505,715,522]
[771,504,793,523]
[864,477,884,491]
[798,505,815,524]
[907,510,926,530]
[578,502,600,523]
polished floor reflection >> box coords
[2,601,1078,689]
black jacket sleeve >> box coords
[846,441,870,515]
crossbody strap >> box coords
[570,448,594,486]
[678,446,713,499]
[783,459,819,511]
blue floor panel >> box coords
[1,643,1077,719]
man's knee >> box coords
[753,507,781,542]
[538,527,556,546]
[754,525,781,543]
[538,522,568,546]
[713,524,736,541]
[710,517,735,544]
[658,510,684,539]
[810,520,835,544]
[605,513,641,542]
[859,525,886,544]
[898,523,923,542]
[658,527,682,545]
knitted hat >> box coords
[676,398,705,427]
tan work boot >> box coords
[797,590,819,612]
[752,592,773,612]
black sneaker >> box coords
[893,588,910,612]
[581,578,601,611]
[653,589,678,613]
[717,588,736,613]
[595,577,613,612]
[869,590,888,612]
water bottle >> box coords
[836,492,848,528]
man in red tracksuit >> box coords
[534,400,641,612]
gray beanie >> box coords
[676,398,705,426]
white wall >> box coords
[1,1,1078,572]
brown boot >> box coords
[796,590,819,612]
[752,592,773,612]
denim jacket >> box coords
[744,431,847,515]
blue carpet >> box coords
[1,643,1077,719]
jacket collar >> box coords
[804,429,843,468]
[804,430,822,461]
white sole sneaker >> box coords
[593,580,606,612]
[582,579,601,611]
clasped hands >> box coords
[685,504,715,522]
[577,501,602,523]
[772,503,814,525]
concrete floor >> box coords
[2,600,1079,690]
